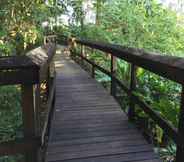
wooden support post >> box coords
[34,84,41,162]
[91,48,95,78]
[91,65,95,78]
[128,64,136,121]
[34,85,41,136]
[80,45,84,65]
[21,85,38,162]
[110,54,116,96]
[176,86,184,162]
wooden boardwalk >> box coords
[46,46,161,162]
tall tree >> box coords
[68,0,85,31]
[95,0,106,25]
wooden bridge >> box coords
[46,46,160,162]
[0,36,184,162]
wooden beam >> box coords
[76,39,184,84]
[0,138,40,156]
[0,44,56,85]
[0,68,39,85]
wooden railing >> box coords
[68,38,184,162]
[0,38,56,162]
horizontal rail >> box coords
[0,43,56,85]
[79,54,111,76]
[0,44,56,70]
[76,39,184,84]
[0,138,40,156]
[0,68,39,85]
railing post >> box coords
[80,45,84,65]
[176,85,184,162]
[90,48,95,78]
[128,64,136,120]
[110,54,116,96]
[91,65,95,78]
[34,84,41,136]
[21,85,38,162]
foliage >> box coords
[159,143,176,162]
[0,86,22,142]
[0,0,66,56]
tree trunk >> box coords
[96,0,102,25]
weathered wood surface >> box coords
[76,39,184,84]
[46,46,161,162]
[0,43,56,85]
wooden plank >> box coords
[48,134,145,147]
[51,123,136,136]
[47,145,154,161]
[51,121,135,131]
[0,138,40,156]
[47,140,150,154]
[0,68,39,85]
[50,128,141,142]
[47,151,159,162]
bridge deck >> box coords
[46,46,161,162]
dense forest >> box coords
[1,0,184,161]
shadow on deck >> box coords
[46,45,161,162]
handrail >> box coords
[76,39,184,84]
[0,43,56,85]
[69,37,184,162]
[0,37,56,162]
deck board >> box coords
[46,46,161,162]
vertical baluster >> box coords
[176,85,184,162]
[91,48,95,78]
[34,84,41,161]
[91,65,95,78]
[110,54,116,96]
[128,64,136,120]
[21,85,38,162]
[34,84,41,136]
[80,45,84,65]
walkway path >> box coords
[46,46,161,162]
